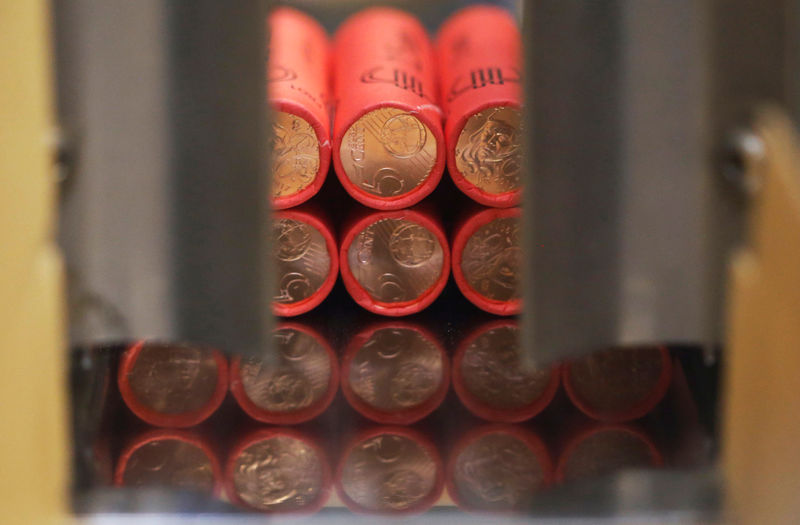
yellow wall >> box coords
[0,1,68,523]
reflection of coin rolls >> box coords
[332,8,445,210]
[446,424,553,512]
[118,341,228,428]
[341,321,449,424]
[452,207,521,315]
[437,6,522,208]
[340,207,450,316]
[562,346,673,423]
[114,428,222,497]
[555,423,663,484]
[269,8,331,209]
[229,321,339,424]
[336,426,444,515]
[225,427,332,514]
[272,207,338,316]
[452,319,560,422]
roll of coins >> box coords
[272,207,338,316]
[452,206,521,315]
[562,346,673,422]
[446,424,552,512]
[337,426,443,515]
[340,207,450,316]
[341,321,448,424]
[332,8,445,210]
[556,423,663,483]
[229,321,338,425]
[226,428,331,514]
[115,429,221,496]
[118,341,228,428]
[437,6,522,207]
[268,8,331,209]
[452,319,560,422]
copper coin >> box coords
[349,328,443,412]
[232,436,324,512]
[561,428,658,482]
[455,106,521,194]
[453,432,545,511]
[461,325,551,410]
[271,111,320,198]
[348,218,444,303]
[567,347,665,414]
[341,433,438,512]
[127,343,219,414]
[273,218,331,305]
[340,107,436,197]
[461,216,521,302]
[239,328,332,413]
[122,439,215,493]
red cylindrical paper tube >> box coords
[272,206,338,316]
[268,8,331,209]
[341,320,449,424]
[118,341,228,428]
[229,321,339,424]
[562,346,673,423]
[452,318,560,422]
[555,423,664,484]
[340,207,450,316]
[446,424,553,513]
[332,8,445,210]
[226,427,332,514]
[438,6,522,207]
[452,206,521,315]
[115,428,222,497]
[336,426,444,515]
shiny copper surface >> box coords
[232,436,324,512]
[347,218,444,303]
[561,428,657,482]
[461,326,551,410]
[349,328,443,411]
[273,218,331,304]
[455,106,521,194]
[567,347,665,414]
[461,216,521,302]
[271,111,320,198]
[127,344,219,414]
[453,432,545,511]
[240,328,332,413]
[341,433,438,512]
[122,439,215,493]
[340,107,436,197]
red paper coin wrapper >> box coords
[437,6,522,208]
[225,427,332,514]
[272,206,338,317]
[115,428,223,497]
[438,5,523,207]
[332,8,445,210]
[341,320,449,424]
[446,424,553,512]
[555,423,664,484]
[268,7,331,209]
[562,345,673,422]
[118,341,228,428]
[452,318,560,423]
[336,426,444,515]
[452,206,521,315]
[230,321,339,424]
[339,206,450,316]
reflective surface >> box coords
[273,217,331,305]
[271,111,320,198]
[461,215,521,302]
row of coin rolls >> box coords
[91,336,692,515]
[271,5,522,317]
